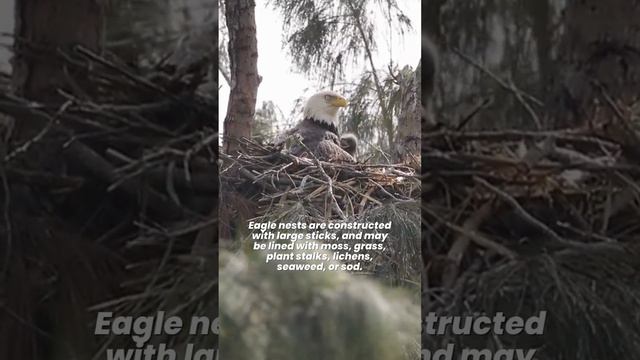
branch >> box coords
[424,205,517,260]
[345,0,394,148]
[297,140,346,220]
[473,176,597,250]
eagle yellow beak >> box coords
[331,96,348,107]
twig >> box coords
[297,140,346,220]
[74,46,184,103]
[442,201,494,288]
[452,47,543,129]
[424,206,517,260]
[64,141,187,220]
[423,128,618,149]
[4,100,72,162]
[456,97,492,131]
[473,176,592,249]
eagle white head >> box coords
[303,90,348,128]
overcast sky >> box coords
[218,1,421,133]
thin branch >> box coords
[452,47,543,129]
[424,206,517,260]
[345,0,394,148]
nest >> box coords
[220,139,422,359]
[422,126,640,359]
[221,137,420,221]
[220,138,423,284]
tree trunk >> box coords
[423,0,445,42]
[1,1,105,359]
[526,0,552,97]
[12,0,105,103]
[394,62,421,168]
[10,0,106,186]
[550,0,640,129]
[222,0,259,154]
[422,36,438,131]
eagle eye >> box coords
[324,94,332,101]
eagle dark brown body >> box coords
[279,91,357,163]
[288,118,356,162]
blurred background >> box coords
[428,0,568,130]
[0,0,215,82]
[424,1,640,359]
[0,1,218,359]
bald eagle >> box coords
[278,91,357,162]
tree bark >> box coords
[423,0,445,42]
[551,0,640,129]
[223,0,259,154]
[394,62,421,168]
[2,1,106,359]
[422,36,438,130]
[9,0,106,184]
[12,0,105,103]
[526,0,552,96]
